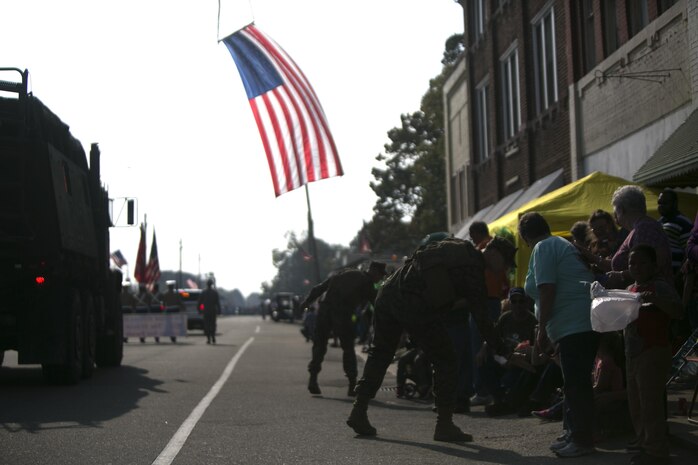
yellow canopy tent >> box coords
[487,171,698,286]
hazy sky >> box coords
[3,0,464,296]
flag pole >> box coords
[305,184,321,285]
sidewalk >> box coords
[666,378,698,451]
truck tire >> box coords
[96,309,123,367]
[96,272,123,367]
[81,291,96,379]
[42,289,83,384]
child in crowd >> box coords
[624,245,683,465]
[532,332,627,438]
[395,341,432,400]
[591,331,629,439]
[477,288,539,416]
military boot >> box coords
[308,373,321,395]
[346,395,376,436]
[347,378,357,397]
[434,408,473,442]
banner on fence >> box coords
[123,313,187,338]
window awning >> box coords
[454,169,564,239]
[633,108,698,188]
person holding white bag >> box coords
[623,245,683,465]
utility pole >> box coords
[305,184,321,284]
[178,239,182,289]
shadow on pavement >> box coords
[365,436,557,464]
[0,364,165,433]
[317,395,437,413]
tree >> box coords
[362,34,464,256]
[262,232,349,299]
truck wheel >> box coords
[96,307,123,367]
[42,289,83,384]
[81,291,96,378]
[96,273,124,367]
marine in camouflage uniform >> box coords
[198,279,221,344]
[301,261,388,396]
[347,236,516,443]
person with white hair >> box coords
[607,185,673,289]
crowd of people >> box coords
[299,185,698,465]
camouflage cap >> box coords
[420,231,451,246]
[368,261,388,276]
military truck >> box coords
[0,68,127,383]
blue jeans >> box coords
[558,331,600,446]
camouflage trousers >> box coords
[307,305,357,380]
[354,294,457,411]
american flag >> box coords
[145,229,161,285]
[222,24,343,197]
[110,249,127,268]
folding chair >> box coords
[667,327,698,424]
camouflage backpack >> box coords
[407,237,484,312]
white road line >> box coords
[255,325,260,333]
[151,336,255,465]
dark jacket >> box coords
[301,269,378,314]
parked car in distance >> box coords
[270,292,295,322]
[179,289,204,330]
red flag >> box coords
[145,229,161,285]
[359,225,372,254]
[134,223,147,283]
[223,24,343,197]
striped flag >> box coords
[110,249,127,268]
[222,24,343,197]
[145,229,161,285]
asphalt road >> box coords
[1,315,695,465]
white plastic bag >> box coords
[589,281,641,332]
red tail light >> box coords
[198,304,204,312]
[35,276,46,285]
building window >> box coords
[469,0,486,41]
[602,0,618,56]
[449,169,468,224]
[581,0,596,73]
[459,170,466,221]
[627,0,648,38]
[474,78,489,163]
[450,173,458,224]
[532,5,558,114]
[499,45,521,141]
[658,0,677,15]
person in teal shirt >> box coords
[519,212,598,458]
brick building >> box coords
[445,0,698,238]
